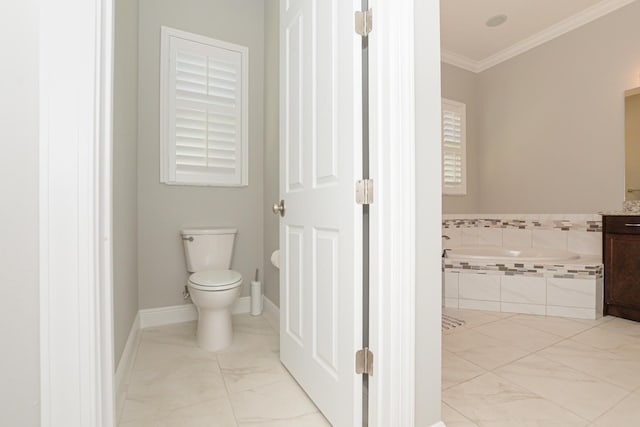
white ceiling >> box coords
[440,0,637,72]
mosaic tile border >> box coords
[442,218,602,232]
[443,260,603,280]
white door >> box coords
[279,0,362,425]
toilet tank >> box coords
[180,227,237,272]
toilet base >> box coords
[196,308,233,352]
[188,283,242,352]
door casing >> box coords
[38,0,444,426]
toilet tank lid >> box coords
[180,227,238,236]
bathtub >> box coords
[442,245,603,319]
[445,246,580,263]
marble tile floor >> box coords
[117,314,330,427]
[118,308,640,426]
[442,308,640,427]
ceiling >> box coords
[440,0,637,72]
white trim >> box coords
[368,0,418,424]
[139,297,252,329]
[430,423,447,427]
[441,49,480,74]
[114,314,141,394]
[441,0,637,73]
[139,304,197,328]
[414,0,445,425]
[39,0,115,425]
[262,296,280,332]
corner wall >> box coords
[474,2,640,213]
[263,0,280,306]
[137,0,265,309]
[113,0,140,366]
[441,2,640,215]
[0,1,40,425]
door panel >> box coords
[284,11,304,192]
[285,225,304,343]
[313,228,339,375]
[279,0,362,425]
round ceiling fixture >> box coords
[486,14,508,27]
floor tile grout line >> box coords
[442,310,640,427]
[444,316,640,425]
[443,363,593,426]
[217,355,241,427]
[489,358,626,424]
[508,317,598,339]
[588,389,639,427]
[117,315,295,427]
[532,346,640,393]
[441,402,477,426]
[450,327,631,389]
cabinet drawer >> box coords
[604,216,640,235]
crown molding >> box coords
[440,49,480,73]
[441,0,637,73]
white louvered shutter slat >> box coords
[161,27,248,186]
[441,99,466,195]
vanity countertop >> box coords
[600,201,640,216]
[599,211,640,216]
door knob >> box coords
[272,200,285,217]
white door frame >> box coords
[368,0,443,426]
[39,0,115,425]
[38,0,443,425]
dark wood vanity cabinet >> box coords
[603,215,640,321]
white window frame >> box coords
[441,98,467,195]
[160,26,249,187]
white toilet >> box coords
[181,227,243,351]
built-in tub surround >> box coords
[446,247,580,263]
[442,214,603,319]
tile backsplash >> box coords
[442,214,602,257]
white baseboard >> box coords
[262,296,280,332]
[115,313,140,392]
[139,296,252,329]
[430,422,446,427]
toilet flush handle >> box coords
[182,236,194,242]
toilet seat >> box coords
[188,269,242,291]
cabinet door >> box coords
[605,233,640,308]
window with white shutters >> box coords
[442,98,466,195]
[160,27,248,186]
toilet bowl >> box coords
[181,227,243,351]
[188,270,242,351]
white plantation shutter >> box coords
[161,27,248,186]
[442,99,466,195]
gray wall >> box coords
[263,0,280,306]
[113,0,140,365]
[0,1,40,425]
[137,0,265,309]
[444,1,640,214]
[441,62,480,213]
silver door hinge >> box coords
[356,347,374,375]
[355,9,372,37]
[356,179,374,205]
